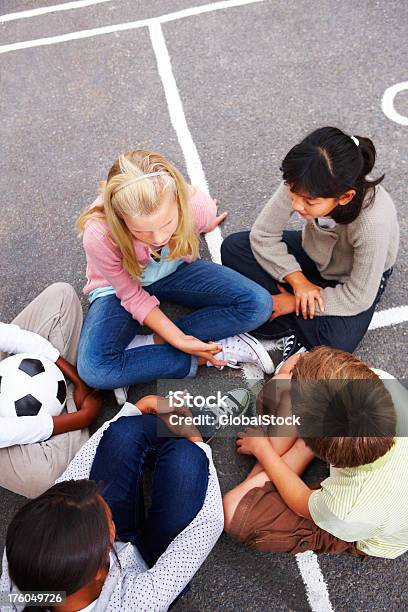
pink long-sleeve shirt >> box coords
[82,186,217,324]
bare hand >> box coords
[159,406,203,442]
[73,381,93,409]
[174,335,227,367]
[206,200,228,232]
[136,392,188,415]
[293,279,324,319]
[270,285,296,320]
[79,390,103,422]
[236,427,269,456]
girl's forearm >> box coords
[144,307,185,346]
[256,444,313,518]
[283,271,307,289]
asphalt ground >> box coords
[1,1,407,610]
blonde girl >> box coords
[76,151,273,396]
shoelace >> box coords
[200,397,237,430]
[282,335,296,359]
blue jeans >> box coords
[221,230,392,353]
[90,415,209,568]
[77,259,272,388]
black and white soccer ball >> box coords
[0,353,67,418]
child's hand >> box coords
[270,285,296,320]
[136,392,189,415]
[236,427,270,457]
[174,335,227,367]
[159,406,203,442]
[206,201,228,232]
[73,380,93,408]
[292,278,324,319]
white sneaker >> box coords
[208,333,274,374]
[114,386,129,405]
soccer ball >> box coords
[0,353,67,418]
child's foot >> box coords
[114,386,129,405]
[207,333,274,374]
[274,334,307,374]
[190,387,253,443]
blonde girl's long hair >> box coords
[77,150,200,279]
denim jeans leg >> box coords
[137,438,209,567]
[89,415,160,543]
[220,230,392,350]
[77,294,195,388]
[145,258,273,341]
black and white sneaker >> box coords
[190,387,252,443]
[207,333,275,374]
[274,334,306,374]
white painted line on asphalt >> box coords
[158,0,265,23]
[149,19,222,264]
[0,17,151,53]
[382,82,408,126]
[150,18,335,612]
[369,305,408,330]
[296,551,335,612]
[0,0,114,23]
[0,0,265,54]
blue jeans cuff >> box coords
[185,356,198,378]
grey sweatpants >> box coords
[0,283,89,498]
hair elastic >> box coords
[350,135,360,147]
[112,171,168,194]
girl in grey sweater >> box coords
[221,127,398,363]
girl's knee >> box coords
[241,284,273,327]
[77,356,101,388]
[171,439,209,476]
[77,347,122,389]
[103,415,153,447]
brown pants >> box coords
[229,481,366,557]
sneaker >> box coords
[190,387,253,443]
[114,386,129,405]
[208,333,275,374]
[274,334,307,374]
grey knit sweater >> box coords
[249,182,399,317]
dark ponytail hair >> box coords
[280,126,384,223]
[6,480,112,603]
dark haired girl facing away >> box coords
[221,127,399,365]
[0,405,224,611]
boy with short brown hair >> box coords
[223,347,408,559]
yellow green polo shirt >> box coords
[308,376,408,559]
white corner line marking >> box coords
[382,82,408,126]
[0,0,264,54]
[0,0,114,23]
[150,19,334,612]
